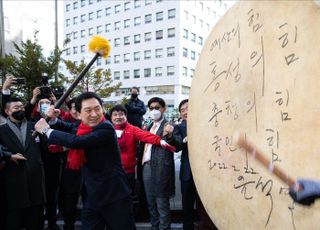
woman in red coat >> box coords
[109,104,175,192]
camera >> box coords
[39,74,53,99]
[12,78,26,85]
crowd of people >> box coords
[0,75,215,230]
[0,74,318,230]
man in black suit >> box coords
[35,92,136,230]
[0,97,46,230]
[140,97,182,230]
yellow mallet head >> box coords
[88,35,111,59]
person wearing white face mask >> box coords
[140,97,182,230]
[33,96,63,230]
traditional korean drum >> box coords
[189,1,320,229]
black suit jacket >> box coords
[48,119,131,208]
[0,122,45,210]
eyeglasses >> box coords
[149,106,160,111]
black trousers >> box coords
[43,158,62,227]
[181,179,196,230]
[81,196,136,230]
[6,205,43,230]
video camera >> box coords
[39,74,64,99]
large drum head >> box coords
[189,1,320,229]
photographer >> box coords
[31,94,63,230]
[1,74,40,120]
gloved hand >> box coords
[289,179,320,206]
[160,140,176,152]
[0,146,12,159]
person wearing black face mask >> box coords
[0,97,45,230]
[125,86,146,128]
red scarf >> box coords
[67,117,106,170]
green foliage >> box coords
[63,59,121,100]
[0,32,63,100]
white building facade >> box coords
[63,0,233,112]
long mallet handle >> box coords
[234,132,299,190]
[33,35,111,136]
[54,53,99,110]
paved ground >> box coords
[54,220,183,229]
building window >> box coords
[73,16,78,25]
[73,46,78,54]
[145,0,152,6]
[80,29,85,38]
[144,68,151,78]
[155,67,162,77]
[66,4,70,12]
[156,0,163,3]
[155,48,163,58]
[167,28,175,38]
[199,36,203,45]
[182,86,190,95]
[124,53,130,62]
[134,16,141,26]
[167,66,175,76]
[124,70,130,79]
[134,69,140,78]
[168,9,176,19]
[105,24,111,32]
[182,66,188,76]
[115,4,121,14]
[145,85,174,95]
[106,56,111,64]
[124,36,130,45]
[145,14,152,24]
[200,1,204,11]
[88,12,94,21]
[183,48,188,57]
[97,57,102,66]
[184,10,188,20]
[191,51,196,60]
[206,23,210,31]
[81,14,86,23]
[97,25,102,34]
[124,2,130,11]
[73,1,78,10]
[191,33,196,42]
[81,45,86,53]
[183,29,188,39]
[124,19,130,28]
[199,19,203,28]
[66,19,70,27]
[114,21,120,30]
[134,0,141,8]
[156,11,163,21]
[134,34,140,43]
[97,10,102,18]
[66,48,70,55]
[81,0,85,7]
[114,71,120,80]
[190,68,195,78]
[134,52,140,61]
[144,32,151,42]
[89,0,93,5]
[88,27,94,36]
[144,50,151,60]
[73,31,78,39]
[192,15,196,24]
[105,7,111,16]
[156,30,163,40]
[114,38,120,47]
[66,33,71,40]
[114,55,120,64]
[167,47,175,57]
